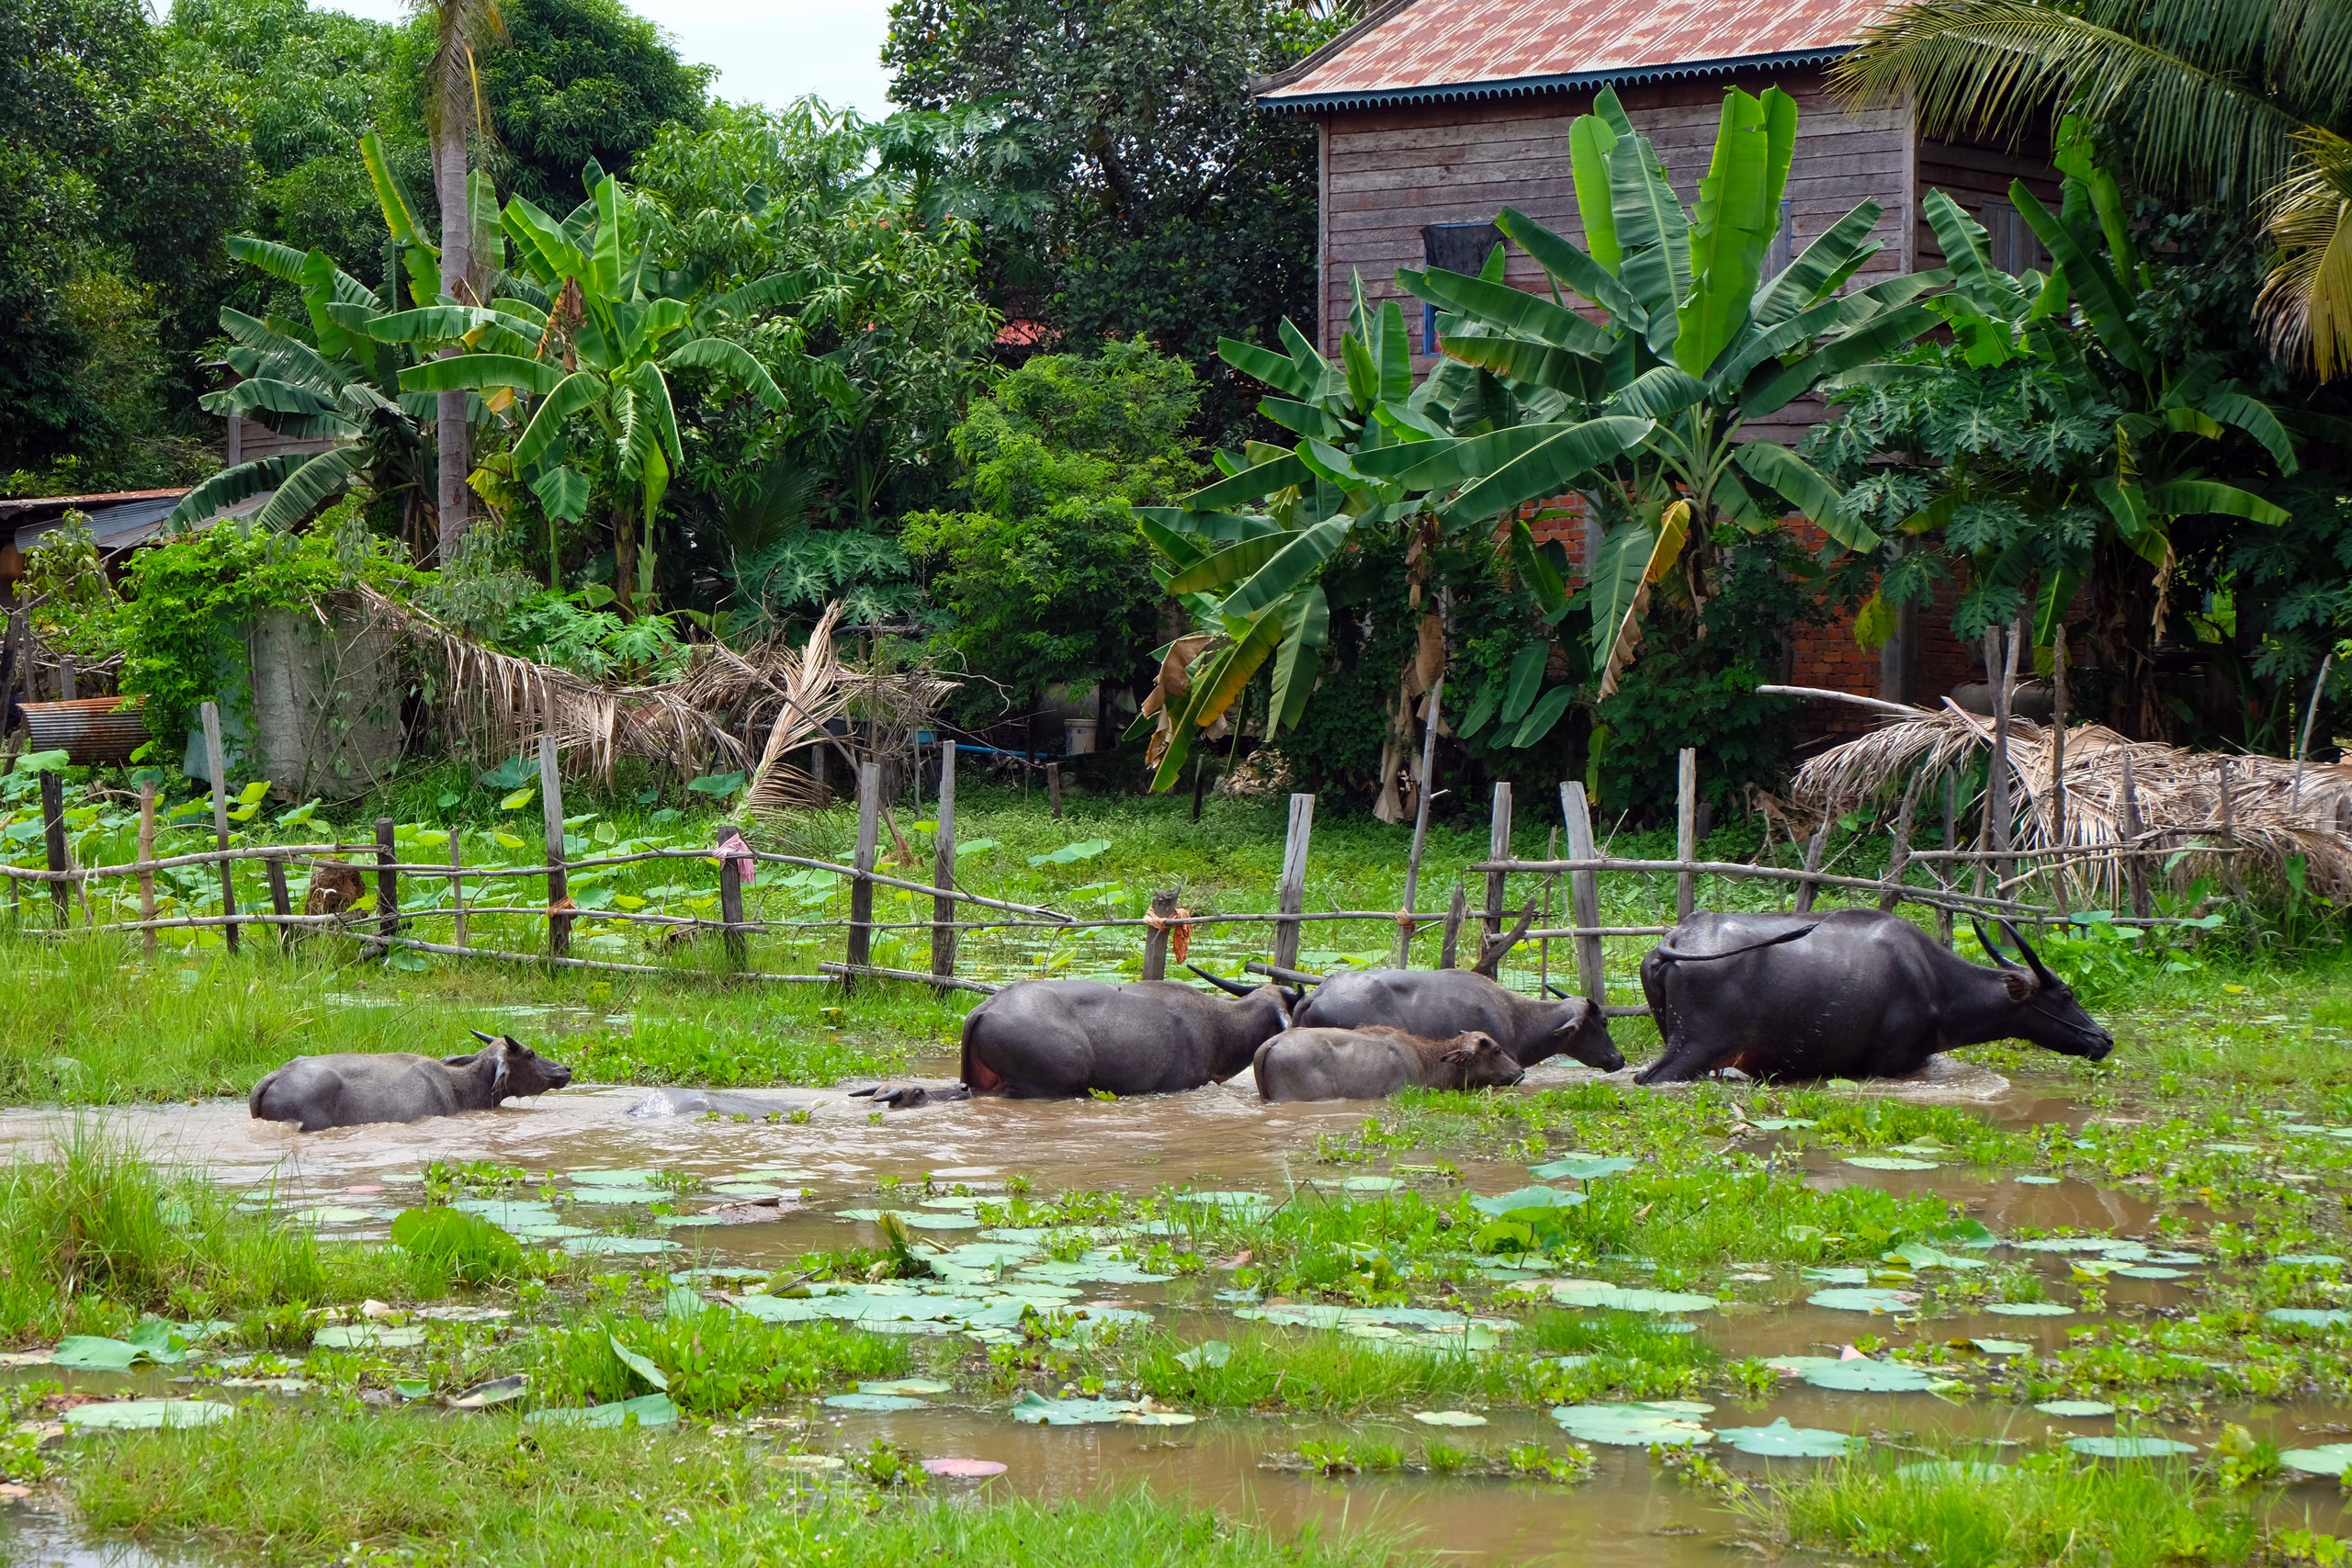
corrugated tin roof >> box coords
[1258,0,1890,113]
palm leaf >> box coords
[513,371,607,468]
[254,447,367,531]
[400,354,567,397]
[1440,415,1652,523]
[165,455,308,527]
[1220,516,1351,619]
[1592,501,1691,696]
[662,336,786,409]
[1220,334,1317,400]
[1268,586,1330,733]
[2146,477,2290,525]
[1498,207,1643,325]
[1734,441,1880,549]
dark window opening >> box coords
[1420,221,1504,354]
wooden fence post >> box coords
[1879,773,1921,915]
[1439,880,1466,969]
[58,657,75,701]
[1046,761,1063,820]
[1938,768,1958,947]
[1558,781,1605,1009]
[1984,620,2021,887]
[1272,793,1315,973]
[2120,753,2152,919]
[2049,624,2072,909]
[374,818,398,948]
[1793,811,1834,914]
[1141,888,1178,981]
[1675,748,1698,923]
[137,781,156,959]
[1394,676,1442,967]
[539,734,570,958]
[1539,825,1558,994]
[199,701,237,953]
[845,760,881,987]
[718,853,747,971]
[39,768,68,928]
[1482,783,1512,945]
[931,742,957,988]
[265,855,292,948]
[448,830,467,950]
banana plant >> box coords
[166,237,440,539]
[1129,277,1649,789]
[391,175,791,610]
[1387,85,1951,694]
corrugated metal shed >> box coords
[1259,0,1891,113]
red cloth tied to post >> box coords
[714,826,759,887]
[1144,906,1193,962]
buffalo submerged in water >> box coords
[1635,908,2113,1084]
[959,973,1294,1098]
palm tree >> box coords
[413,0,506,561]
[1834,0,2352,377]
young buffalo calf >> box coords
[1252,1026,1525,1103]
[251,1032,573,1133]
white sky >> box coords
[325,0,899,119]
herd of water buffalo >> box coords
[247,908,2114,1133]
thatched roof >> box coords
[1793,704,2352,902]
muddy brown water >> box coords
[2,1057,2347,1564]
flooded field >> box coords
[6,1043,2352,1567]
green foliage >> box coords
[387,1207,523,1284]
[904,340,1204,712]
[537,1312,907,1414]
[19,513,126,659]
[493,589,688,681]
[469,0,712,209]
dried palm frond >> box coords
[1795,705,2352,901]
[1137,635,1218,773]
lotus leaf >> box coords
[1799,1359,1936,1393]
[1010,1391,1143,1426]
[1887,1244,1986,1271]
[2066,1435,2197,1459]
[63,1399,236,1431]
[1342,1176,1404,1192]
[563,1169,658,1186]
[511,1224,595,1241]
[1175,1340,1231,1371]
[1551,1400,1713,1447]
[1806,1288,1918,1314]
[1548,1281,1714,1314]
[451,1201,560,1227]
[394,1379,432,1400]
[2277,1254,2346,1267]
[1470,1185,1585,1215]
[941,1243,1039,1268]
[1412,1410,1487,1427]
[2201,1143,2261,1154]
[1531,1155,1638,1181]
[1972,1339,2030,1355]
[1750,1118,1816,1131]
[2033,1400,2114,1416]
[861,1379,952,1395]
[53,1334,172,1371]
[2013,1174,2061,1186]
[608,1336,669,1391]
[526,1393,678,1428]
[1764,1355,1838,1375]
[2114,1266,2190,1280]
[1714,1419,1856,1459]
[2013,1236,2122,1254]
[1802,1267,1870,1285]
[1984,1302,2074,1317]
[770,1452,846,1472]
[2280,1444,2352,1477]
[292,1204,378,1224]
[567,1189,662,1205]
[1170,1191,1274,1216]
[2266,1308,2352,1327]
[560,1236,679,1256]
[1841,1156,1939,1171]
[823,1392,929,1411]
[1898,1460,2008,1482]
[313,1324,424,1349]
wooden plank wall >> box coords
[1317,67,1912,446]
[1915,137,2062,268]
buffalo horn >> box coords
[1968,918,2023,971]
[1999,918,2056,981]
[1545,982,1571,999]
[1186,964,1257,998]
[470,1029,500,1045]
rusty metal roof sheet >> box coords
[1259,0,1891,113]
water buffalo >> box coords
[1635,909,2113,1084]
[250,1032,574,1132]
[959,976,1292,1098]
[1253,1027,1526,1101]
[1273,968,1624,1072]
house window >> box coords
[1420,221,1503,354]
[1978,199,2046,274]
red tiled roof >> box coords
[1258,0,1891,112]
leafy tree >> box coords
[902,340,1204,716]
[473,0,711,209]
[882,0,1329,435]
[1836,0,2352,378]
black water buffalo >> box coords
[1635,909,2113,1084]
[251,1032,573,1132]
[1277,968,1624,1072]
[959,976,1292,1098]
[1253,1027,1526,1101]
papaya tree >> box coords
[395,175,792,611]
[1389,85,1950,694]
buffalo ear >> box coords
[1442,1048,1469,1063]
[2001,970,2039,1002]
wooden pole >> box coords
[136,782,156,959]
[1879,772,1921,915]
[1984,621,2020,887]
[2120,753,2153,919]
[374,818,398,948]
[39,769,68,928]
[1395,675,1442,966]
[1538,825,1557,994]
[1482,782,1512,945]
[1559,781,1605,1009]
[1046,761,1063,820]
[2049,624,2071,910]
[845,760,880,987]
[1141,887,1178,982]
[1439,879,1466,969]
[448,830,467,950]
[1272,792,1315,973]
[265,855,292,947]
[2294,650,2335,811]
[718,853,747,971]
[1675,747,1698,923]
[1938,768,1958,947]
[199,701,237,953]
[932,740,958,989]
[1190,753,1208,824]
[1792,811,1834,914]
[539,734,570,959]
[58,657,75,702]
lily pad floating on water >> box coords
[566,1189,664,1205]
[2276,1254,2346,1267]
[1552,1401,1713,1447]
[608,1336,669,1391]
[1799,1358,1938,1393]
[563,1169,658,1187]
[1807,1288,1919,1314]
[526,1393,679,1429]
[861,1379,953,1396]
[2201,1143,2262,1155]
[2114,1267,2190,1280]
[2034,1400,2115,1417]
[63,1399,236,1432]
[313,1324,425,1350]
[1842,1156,1939,1172]
[1714,1419,1857,1459]
[52,1334,178,1371]
[1469,1186,1585,1215]
[1803,1267,1870,1286]
[2013,1175,2061,1186]
[2266,1308,2352,1328]
[1547,1280,1715,1314]
[1531,1155,1638,1181]
[1175,1340,1230,1371]
[769,1453,846,1472]
[923,1457,1009,1478]
[1009,1391,1192,1427]
[1886,1243,1987,1271]
[1412,1410,1487,1427]
[1750,1118,1816,1132]
[1342,1176,1404,1192]
[838,1209,983,1233]
[560,1236,678,1257]
[1170,1191,1275,1217]
[1984,1302,2074,1317]
[2066,1435,2198,1459]
[2280,1445,2352,1477]
[824,1393,929,1412]
[1972,1339,2031,1356]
